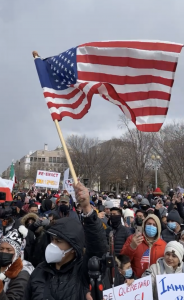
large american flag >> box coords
[34,40,183,132]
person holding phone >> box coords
[123,209,135,233]
[120,214,166,278]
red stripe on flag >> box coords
[77,55,177,72]
[47,93,86,109]
[44,89,80,99]
[118,91,171,102]
[50,83,102,121]
[78,72,174,87]
[132,107,168,117]
[136,123,163,132]
[79,41,183,53]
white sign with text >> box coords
[35,170,61,189]
[103,276,153,300]
[156,273,184,300]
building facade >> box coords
[2,144,68,186]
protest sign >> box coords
[35,170,61,189]
[63,168,69,189]
[64,178,76,201]
[103,276,153,300]
[156,273,184,300]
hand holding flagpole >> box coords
[32,51,78,185]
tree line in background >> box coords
[13,118,184,194]
[66,117,184,194]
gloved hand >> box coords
[34,219,43,228]
[41,218,50,227]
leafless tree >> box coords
[119,115,154,193]
[153,122,184,188]
[67,135,117,189]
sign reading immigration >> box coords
[103,276,153,300]
[156,274,184,300]
[35,170,61,189]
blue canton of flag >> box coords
[46,47,77,90]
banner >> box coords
[64,178,76,202]
[156,273,184,300]
[0,178,14,191]
[103,276,153,300]
[35,170,61,189]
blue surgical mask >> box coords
[167,222,176,230]
[145,225,157,237]
[124,268,133,278]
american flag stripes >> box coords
[34,40,183,132]
[140,248,150,264]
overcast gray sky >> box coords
[0,0,184,173]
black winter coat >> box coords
[106,225,131,256]
[24,211,108,300]
[162,226,181,243]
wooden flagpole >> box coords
[32,51,78,185]
[54,119,77,185]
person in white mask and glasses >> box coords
[24,182,108,300]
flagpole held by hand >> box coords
[32,51,78,185]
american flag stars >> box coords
[46,47,77,90]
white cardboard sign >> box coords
[156,273,184,300]
[64,178,76,202]
[103,276,153,300]
[35,170,61,189]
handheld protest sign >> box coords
[103,276,153,300]
[156,274,184,300]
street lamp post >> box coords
[151,155,161,189]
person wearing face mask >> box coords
[104,200,114,219]
[120,214,166,278]
[115,255,137,286]
[162,209,182,243]
[142,241,184,300]
[140,198,151,211]
[0,225,34,299]
[25,182,108,300]
[106,207,131,256]
[57,195,79,220]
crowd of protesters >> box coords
[0,184,184,300]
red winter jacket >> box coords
[120,214,166,278]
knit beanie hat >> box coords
[167,209,181,225]
[123,209,134,219]
[165,241,184,264]
[140,198,150,207]
[104,200,114,209]
[0,225,28,262]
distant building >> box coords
[2,144,68,185]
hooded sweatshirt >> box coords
[120,214,166,278]
[24,211,108,300]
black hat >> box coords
[167,210,181,225]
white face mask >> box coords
[45,243,73,264]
